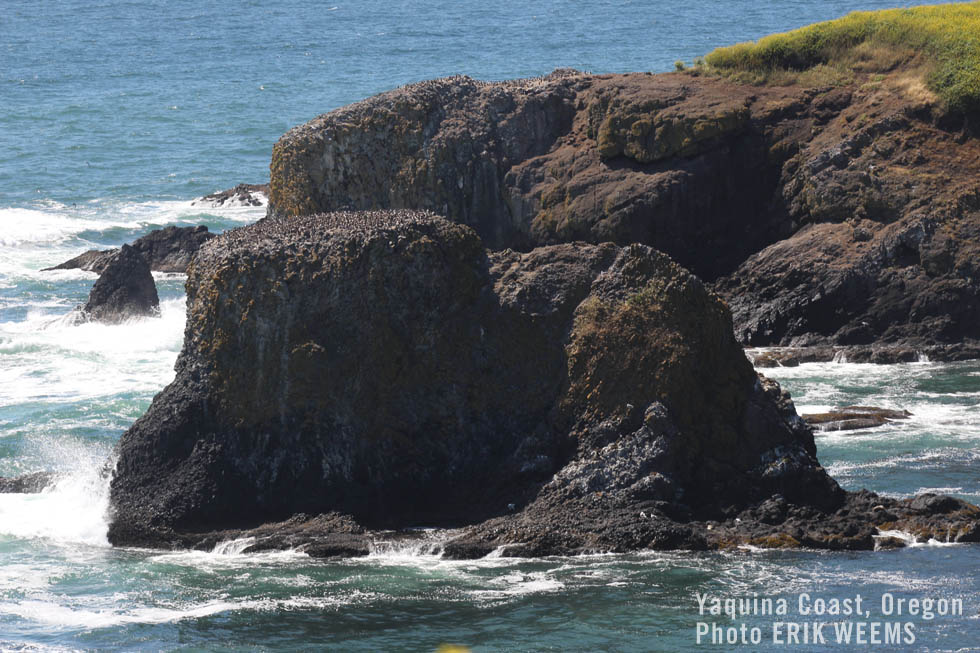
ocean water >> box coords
[1,1,977,650]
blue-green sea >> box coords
[2,1,978,650]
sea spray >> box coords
[0,439,115,546]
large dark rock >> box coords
[108,210,839,550]
[269,71,980,352]
[44,225,215,274]
[107,210,980,555]
[83,245,160,323]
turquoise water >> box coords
[2,1,978,650]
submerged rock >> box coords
[44,225,215,275]
[803,406,912,432]
[83,245,160,323]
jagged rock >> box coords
[107,209,979,556]
[269,70,980,352]
[0,471,56,493]
[716,105,980,348]
[83,245,160,323]
[192,183,269,207]
[711,490,980,550]
[108,210,844,552]
[44,225,215,274]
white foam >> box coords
[0,297,185,404]
[875,529,959,549]
[146,546,308,569]
[0,207,123,249]
[0,598,239,629]
[0,455,113,547]
[468,570,565,600]
[211,536,257,555]
[0,199,263,283]
[368,530,453,559]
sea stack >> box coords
[107,210,980,555]
[83,244,160,323]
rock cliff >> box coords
[268,69,980,354]
[108,211,980,555]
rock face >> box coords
[108,211,980,555]
[268,70,980,353]
[83,245,160,323]
[45,225,215,275]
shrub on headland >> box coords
[704,2,980,113]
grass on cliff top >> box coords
[704,1,980,113]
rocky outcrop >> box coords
[107,210,979,555]
[83,245,160,323]
[268,70,980,353]
[45,225,215,275]
[192,183,269,208]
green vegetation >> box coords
[704,2,980,113]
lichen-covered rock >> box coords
[82,245,160,323]
[108,210,841,551]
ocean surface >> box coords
[1,1,977,650]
